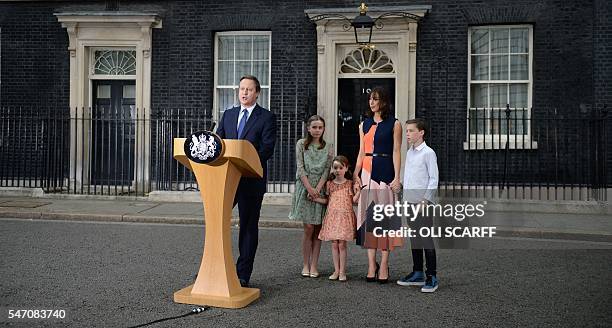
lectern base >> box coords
[174,284,260,309]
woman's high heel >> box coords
[377,265,389,284]
[366,262,379,282]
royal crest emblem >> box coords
[184,131,224,164]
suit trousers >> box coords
[234,185,264,283]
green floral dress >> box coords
[288,139,334,224]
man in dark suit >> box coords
[216,75,276,287]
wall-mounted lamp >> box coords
[309,2,422,46]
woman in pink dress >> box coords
[353,87,403,284]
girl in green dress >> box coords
[289,115,334,278]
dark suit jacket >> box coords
[216,104,277,194]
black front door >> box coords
[337,78,395,168]
[91,80,136,185]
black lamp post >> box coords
[351,3,374,45]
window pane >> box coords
[490,84,507,108]
[509,84,528,108]
[258,88,269,109]
[471,29,489,54]
[510,54,528,80]
[471,55,488,80]
[123,85,135,99]
[97,85,111,98]
[490,55,508,80]
[94,50,136,75]
[235,36,252,60]
[469,109,486,135]
[510,28,529,53]
[236,61,252,82]
[511,109,527,135]
[470,84,488,108]
[489,110,500,135]
[492,109,527,135]
[491,28,509,54]
[253,35,269,60]
[218,36,234,60]
[218,61,234,85]
[218,88,237,115]
[253,61,269,85]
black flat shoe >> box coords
[366,262,379,282]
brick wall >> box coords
[594,0,611,184]
[0,2,69,109]
[0,0,608,187]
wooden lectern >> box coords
[172,136,262,309]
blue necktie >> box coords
[237,109,248,138]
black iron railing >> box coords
[0,106,300,196]
[0,105,608,201]
[430,104,608,201]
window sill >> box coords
[463,140,538,150]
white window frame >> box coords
[465,25,537,150]
[213,31,272,121]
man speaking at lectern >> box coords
[216,75,277,287]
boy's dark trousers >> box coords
[409,211,437,276]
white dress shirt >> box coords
[402,141,439,203]
[236,103,256,131]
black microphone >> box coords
[209,121,216,132]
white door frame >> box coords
[56,12,161,192]
[306,5,429,172]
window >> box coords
[214,32,271,119]
[94,50,136,75]
[339,47,395,74]
[467,25,535,149]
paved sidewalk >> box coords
[0,195,611,241]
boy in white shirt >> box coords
[397,118,439,292]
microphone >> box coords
[209,121,216,132]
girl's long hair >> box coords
[328,155,353,181]
[304,115,326,150]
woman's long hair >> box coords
[366,87,391,120]
[304,115,326,150]
[328,155,353,181]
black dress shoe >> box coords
[239,279,249,287]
